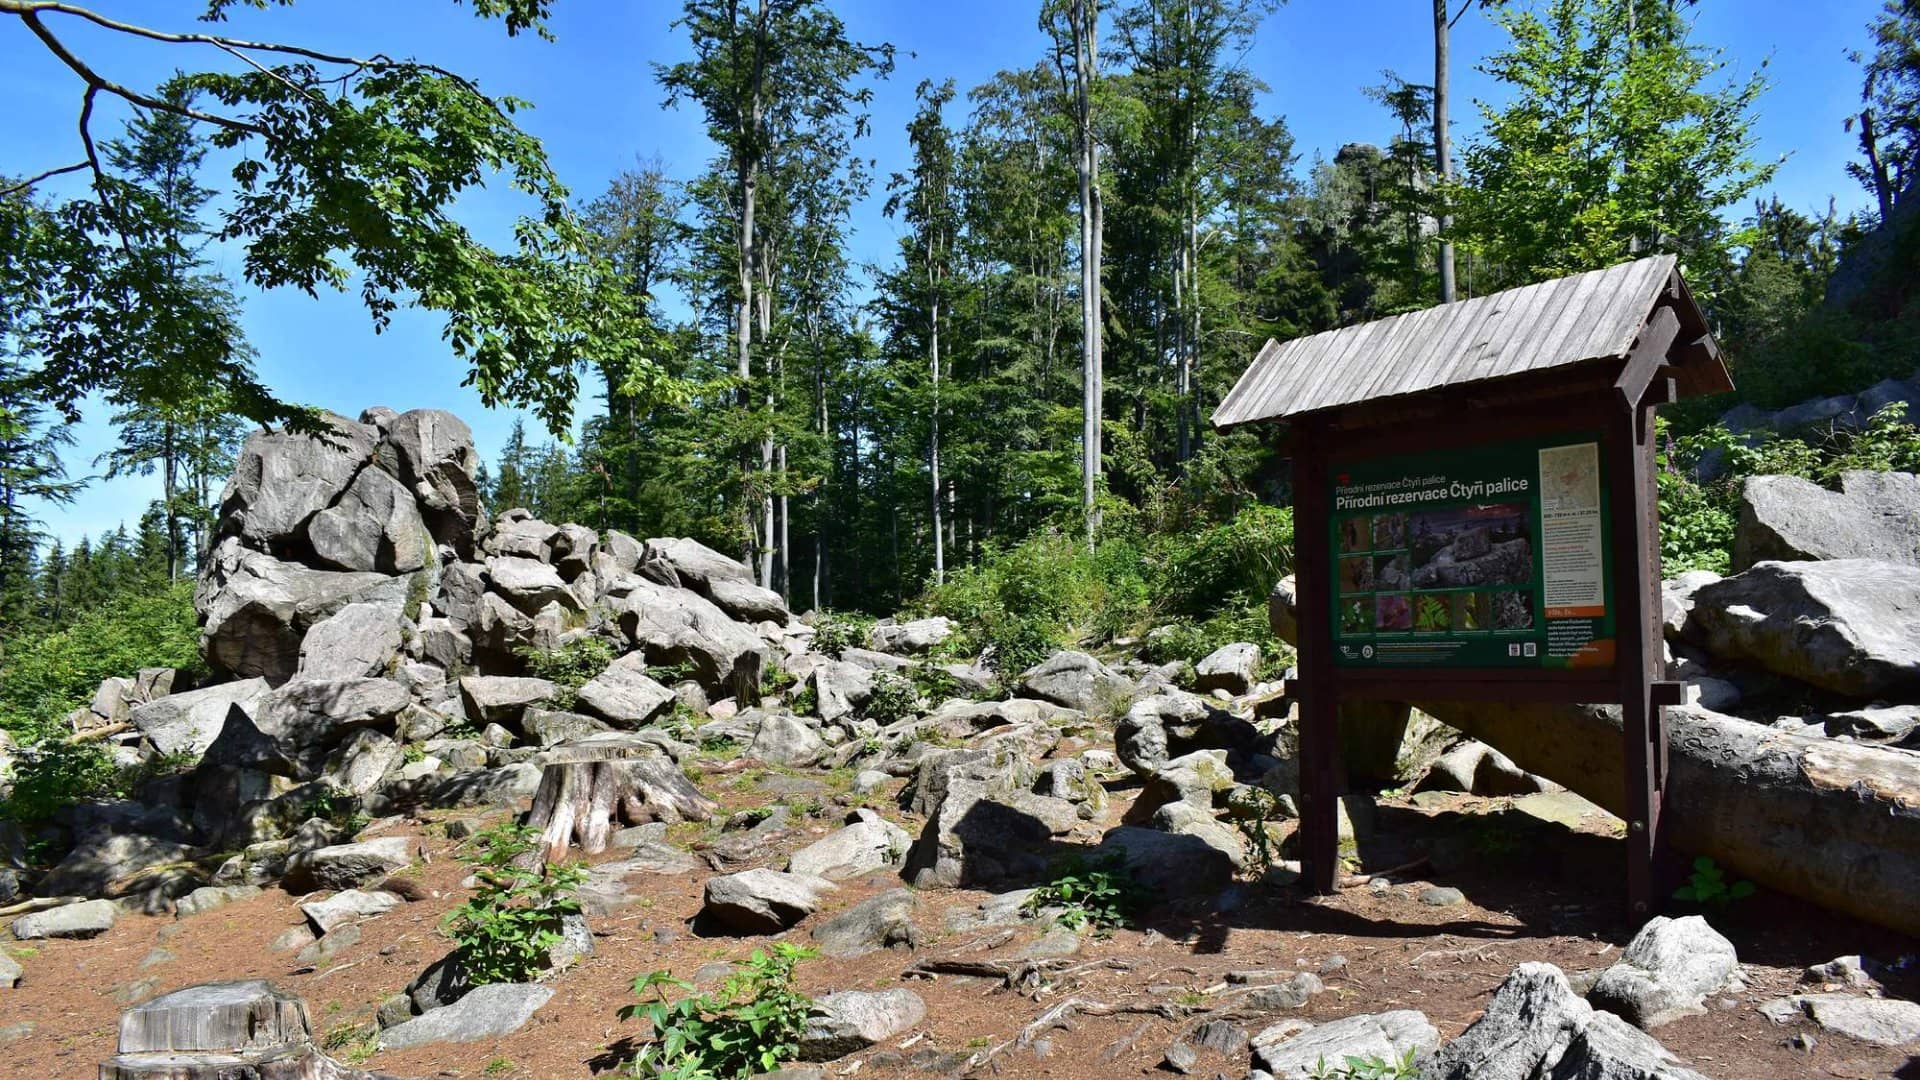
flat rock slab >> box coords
[1767,993,1920,1047]
[283,838,414,893]
[1512,790,1610,830]
[1686,559,1920,698]
[700,868,835,935]
[787,811,911,881]
[300,890,401,935]
[378,983,553,1049]
[1251,1010,1438,1079]
[811,889,922,959]
[117,979,310,1054]
[175,886,262,919]
[12,898,119,940]
[798,989,927,1060]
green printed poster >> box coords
[1327,434,1615,669]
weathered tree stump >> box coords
[526,734,717,864]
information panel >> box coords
[1327,434,1613,669]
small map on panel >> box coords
[1538,442,1601,513]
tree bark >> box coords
[1269,579,1920,936]
[526,739,717,866]
[1434,0,1457,303]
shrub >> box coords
[1024,853,1150,932]
[0,740,120,825]
[516,636,618,710]
[859,673,920,725]
[622,943,816,1079]
[1307,1049,1421,1079]
[0,578,201,742]
[1150,503,1293,617]
[808,613,873,658]
[441,823,587,986]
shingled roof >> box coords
[1212,255,1728,429]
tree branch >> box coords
[0,161,88,196]
[18,7,263,134]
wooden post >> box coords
[1607,390,1666,921]
[1291,420,1340,894]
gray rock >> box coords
[808,660,874,722]
[811,888,922,958]
[36,833,197,899]
[1803,955,1881,991]
[641,537,754,591]
[1194,642,1260,696]
[174,885,261,918]
[12,898,119,939]
[378,982,552,1049]
[1419,886,1465,907]
[283,837,413,893]
[576,659,674,725]
[459,675,556,726]
[1017,650,1134,713]
[1162,1041,1199,1073]
[217,415,376,549]
[867,617,954,655]
[606,577,767,701]
[0,949,20,988]
[523,708,611,747]
[1818,704,1920,745]
[195,538,408,683]
[749,712,827,767]
[1764,993,1920,1047]
[129,679,271,758]
[1127,748,1234,822]
[425,763,543,809]
[487,555,581,615]
[300,889,401,934]
[798,989,926,1060]
[384,409,481,554]
[1431,963,1708,1080]
[1686,559,1920,697]
[294,921,361,967]
[1415,740,1549,797]
[1247,972,1325,1011]
[1736,470,1920,571]
[1590,915,1739,1029]
[307,462,432,574]
[788,810,912,880]
[700,868,835,934]
[297,601,405,681]
[1660,570,1722,640]
[1097,825,1236,896]
[903,778,1076,888]
[1251,1010,1438,1079]
[705,575,790,623]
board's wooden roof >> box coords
[1213,255,1727,428]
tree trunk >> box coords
[1434,0,1457,303]
[1269,579,1920,936]
[526,738,717,866]
[931,284,945,586]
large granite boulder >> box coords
[787,809,912,881]
[306,463,431,574]
[640,537,753,592]
[129,679,271,758]
[867,616,954,655]
[1429,963,1707,1080]
[1589,916,1739,1029]
[575,658,674,725]
[296,600,405,681]
[1736,471,1920,570]
[902,778,1077,889]
[798,989,926,1060]
[195,539,410,684]
[605,577,767,701]
[383,408,481,555]
[700,868,835,935]
[216,415,376,550]
[36,833,198,899]
[1685,560,1920,698]
[251,677,409,775]
[1017,650,1134,713]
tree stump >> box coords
[526,734,717,865]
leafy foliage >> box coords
[1307,1049,1422,1080]
[0,577,201,741]
[859,672,920,726]
[441,823,587,987]
[621,943,816,1079]
[808,613,873,658]
[1672,856,1757,910]
[1024,853,1151,932]
[517,636,619,710]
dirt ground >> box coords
[4,764,1917,1080]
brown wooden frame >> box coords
[1281,281,1711,921]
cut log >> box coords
[1269,578,1920,936]
[526,735,717,865]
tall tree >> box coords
[1433,0,1465,302]
[1848,1,1920,220]
[1452,0,1776,291]
[1046,0,1107,544]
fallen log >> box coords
[1269,578,1920,936]
[526,734,717,865]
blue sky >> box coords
[3,0,1884,547]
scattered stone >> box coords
[748,711,827,767]
[1193,642,1260,696]
[1246,972,1324,1011]
[867,617,953,655]
[576,659,675,725]
[378,982,553,1049]
[1419,886,1465,908]
[174,885,261,919]
[294,922,361,967]
[1190,1019,1248,1056]
[788,809,912,881]
[283,837,415,893]
[1763,993,1920,1048]
[0,949,20,989]
[1097,825,1237,896]
[1018,650,1134,713]
[35,832,198,899]
[300,889,401,934]
[700,868,835,935]
[1589,915,1739,1029]
[797,988,927,1060]
[811,889,922,958]
[1252,1011,1437,1079]
[270,924,318,953]
[459,675,557,726]
[1430,963,1707,1080]
[11,898,119,940]
[128,679,272,758]
[1162,1041,1199,1073]
[1804,955,1881,991]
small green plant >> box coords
[1672,856,1756,910]
[517,636,618,709]
[1230,787,1286,877]
[440,822,587,986]
[859,673,920,725]
[699,735,740,756]
[788,683,818,716]
[303,788,372,838]
[1024,853,1150,932]
[648,659,699,685]
[809,613,873,658]
[759,658,796,696]
[621,943,817,1079]
[483,1058,518,1076]
[1307,1049,1420,1079]
[0,740,120,825]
